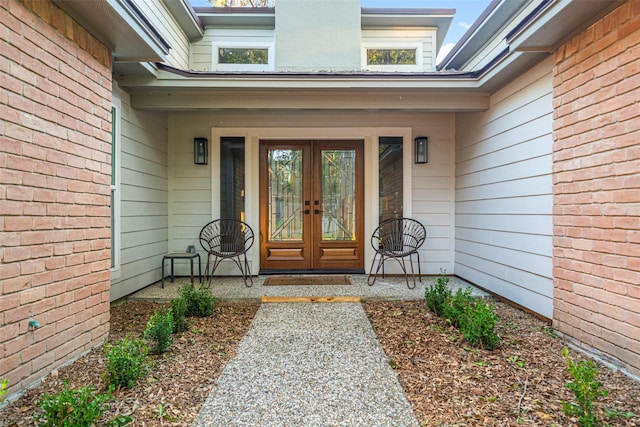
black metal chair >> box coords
[367,218,426,289]
[199,219,254,287]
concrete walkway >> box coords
[191,302,420,427]
[128,275,485,426]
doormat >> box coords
[261,296,360,303]
[262,275,352,286]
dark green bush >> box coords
[144,307,174,354]
[170,297,189,333]
[103,335,149,388]
[178,283,218,317]
[425,270,451,316]
[36,383,109,427]
[442,287,473,328]
[458,298,500,350]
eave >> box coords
[120,66,490,112]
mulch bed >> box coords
[1,298,638,426]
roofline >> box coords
[436,0,501,70]
[360,8,456,16]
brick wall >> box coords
[0,0,112,397]
[553,0,640,378]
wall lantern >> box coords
[194,137,208,165]
[414,137,428,164]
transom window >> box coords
[361,43,422,72]
[218,48,269,65]
[367,49,416,65]
[213,43,274,71]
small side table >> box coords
[162,253,201,288]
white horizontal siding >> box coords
[167,110,456,277]
[111,83,168,301]
[191,29,275,71]
[454,57,553,318]
[134,0,190,69]
[361,28,437,71]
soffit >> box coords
[54,0,170,62]
[507,0,622,52]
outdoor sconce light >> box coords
[194,137,208,165]
[414,137,428,164]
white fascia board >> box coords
[147,69,482,90]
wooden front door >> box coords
[259,140,364,272]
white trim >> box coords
[110,99,122,280]
[361,42,423,72]
[210,127,412,274]
[212,42,275,72]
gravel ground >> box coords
[191,302,420,427]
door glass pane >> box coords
[220,137,245,221]
[268,149,303,241]
[379,137,403,223]
[321,149,356,241]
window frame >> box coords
[361,42,423,72]
[110,102,122,278]
[213,42,275,71]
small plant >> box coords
[178,283,218,317]
[170,297,189,333]
[561,347,608,427]
[459,298,500,350]
[36,383,110,427]
[442,287,473,327]
[103,334,149,388]
[144,307,174,354]
[425,269,451,316]
[1,378,8,402]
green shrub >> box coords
[178,283,218,317]
[170,297,189,333]
[144,307,174,354]
[459,298,500,350]
[562,347,608,427]
[103,335,149,388]
[425,269,451,316]
[1,378,8,403]
[442,287,473,328]
[36,383,109,427]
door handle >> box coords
[314,209,323,214]
[304,209,310,214]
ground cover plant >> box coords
[364,299,639,426]
[1,290,638,426]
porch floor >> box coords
[127,274,486,302]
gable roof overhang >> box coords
[438,0,623,91]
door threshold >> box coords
[259,269,365,276]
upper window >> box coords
[367,49,416,65]
[218,48,269,65]
[213,43,274,71]
[362,43,422,72]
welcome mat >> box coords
[262,275,352,286]
[261,296,361,303]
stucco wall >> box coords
[454,58,554,319]
[275,0,361,71]
[552,0,640,378]
[0,0,112,398]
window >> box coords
[220,137,246,222]
[362,43,422,72]
[378,137,403,223]
[110,105,121,273]
[367,49,416,65]
[218,48,269,64]
[213,43,274,71]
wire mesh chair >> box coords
[367,218,426,289]
[199,219,254,287]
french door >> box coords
[259,140,364,272]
